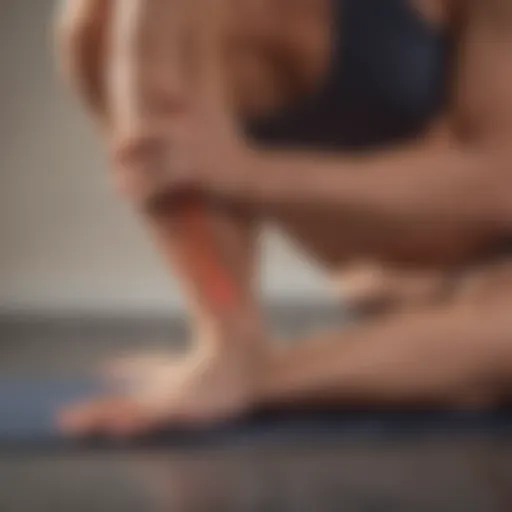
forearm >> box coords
[246,143,512,263]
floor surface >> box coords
[0,307,511,512]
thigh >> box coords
[271,208,455,310]
[270,208,362,269]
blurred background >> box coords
[0,0,331,318]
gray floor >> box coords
[1,307,512,512]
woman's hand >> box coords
[111,98,256,209]
[170,98,255,193]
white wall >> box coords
[0,0,330,314]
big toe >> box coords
[58,398,160,439]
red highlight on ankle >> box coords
[176,198,240,314]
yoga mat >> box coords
[1,377,512,452]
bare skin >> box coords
[55,0,512,437]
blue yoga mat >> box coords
[1,378,512,451]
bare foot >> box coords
[59,344,263,438]
[100,351,185,384]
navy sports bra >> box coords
[245,0,451,151]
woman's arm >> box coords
[150,0,512,266]
[247,142,512,239]
[217,0,512,262]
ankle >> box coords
[192,315,266,356]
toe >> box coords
[58,397,182,439]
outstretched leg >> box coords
[259,284,512,410]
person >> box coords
[54,0,512,437]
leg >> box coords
[259,282,512,410]
[271,208,454,315]
[57,0,274,434]
[60,203,271,436]
[55,0,267,347]
[61,263,512,437]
